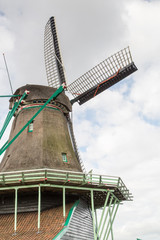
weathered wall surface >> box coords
[0,85,82,172]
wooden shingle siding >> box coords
[61,199,94,240]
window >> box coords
[28,122,34,132]
[62,153,67,163]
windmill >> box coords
[0,17,137,239]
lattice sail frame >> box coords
[44,17,66,88]
[68,46,137,105]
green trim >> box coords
[0,183,113,193]
[0,95,21,98]
[53,200,79,240]
[64,200,79,226]
[62,153,68,163]
[28,122,33,132]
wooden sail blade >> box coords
[68,47,137,105]
[44,17,66,88]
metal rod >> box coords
[38,185,41,232]
[14,188,18,234]
[63,187,66,219]
[3,53,14,94]
[91,190,97,240]
[0,95,21,98]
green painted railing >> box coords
[0,168,131,200]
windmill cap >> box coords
[9,84,72,112]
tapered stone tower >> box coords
[0,84,82,173]
[0,17,137,239]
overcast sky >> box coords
[0,0,160,239]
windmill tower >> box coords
[0,17,137,239]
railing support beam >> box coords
[91,189,97,240]
[103,198,117,240]
[14,188,18,235]
[97,191,110,235]
[37,185,41,233]
[109,207,114,240]
[106,202,120,240]
[100,195,113,239]
[63,187,66,220]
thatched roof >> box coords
[10,84,72,112]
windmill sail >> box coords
[44,17,66,88]
[0,16,135,240]
[68,47,137,105]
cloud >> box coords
[72,1,160,239]
[0,0,160,239]
[0,15,15,53]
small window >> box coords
[62,153,68,163]
[28,122,34,132]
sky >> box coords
[0,0,160,239]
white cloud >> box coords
[0,0,160,239]
[0,15,15,52]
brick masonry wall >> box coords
[0,202,74,240]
